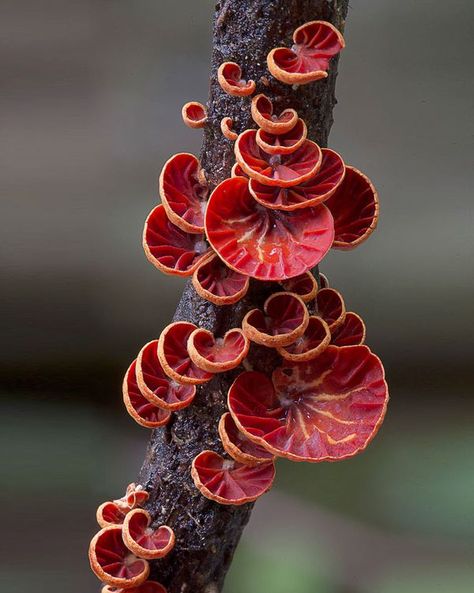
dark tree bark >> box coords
[138,2,349,592]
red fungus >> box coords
[277,315,331,361]
[135,340,196,410]
[143,205,212,277]
[187,328,250,373]
[122,483,149,509]
[96,501,128,529]
[228,345,388,462]
[325,166,379,250]
[230,162,248,178]
[205,177,334,280]
[218,62,256,97]
[122,361,171,428]
[267,20,345,85]
[255,118,307,155]
[280,270,318,303]
[250,148,345,210]
[192,253,250,305]
[330,311,366,346]
[122,509,175,560]
[181,101,207,129]
[159,153,208,234]
[191,450,275,505]
[218,412,274,466]
[220,117,238,141]
[242,292,309,347]
[235,129,322,187]
[158,322,213,385]
[89,526,150,588]
[250,94,298,135]
[315,287,346,331]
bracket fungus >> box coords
[181,101,207,129]
[192,253,250,305]
[220,116,238,141]
[218,412,274,466]
[123,361,171,428]
[276,315,331,362]
[267,20,345,85]
[250,94,298,135]
[187,328,249,373]
[217,61,256,96]
[330,311,366,347]
[122,509,175,560]
[191,450,275,505]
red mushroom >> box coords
[205,177,334,281]
[96,501,128,529]
[135,340,196,410]
[220,117,238,141]
[181,101,207,129]
[158,322,213,385]
[235,129,322,187]
[330,311,366,346]
[217,62,256,97]
[324,166,379,250]
[159,153,208,234]
[192,253,250,306]
[218,412,274,466]
[267,20,345,85]
[242,292,309,347]
[122,483,149,509]
[279,271,318,303]
[187,327,250,373]
[143,205,212,277]
[250,94,298,135]
[277,315,331,362]
[255,118,307,155]
[89,526,150,588]
[228,345,388,462]
[315,287,346,331]
[249,148,345,210]
[191,450,275,505]
[122,509,175,560]
[230,162,248,178]
[122,361,171,428]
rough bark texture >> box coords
[138,2,349,592]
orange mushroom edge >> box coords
[182,101,207,129]
[218,412,275,466]
[192,252,250,305]
[187,327,250,373]
[279,271,318,303]
[220,116,238,141]
[122,509,175,560]
[250,94,298,134]
[218,62,256,97]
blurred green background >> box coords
[1,1,473,592]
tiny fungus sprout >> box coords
[181,101,207,129]
[218,62,256,96]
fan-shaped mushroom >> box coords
[218,413,274,466]
[315,287,346,331]
[279,271,318,303]
[192,253,250,305]
[187,328,249,373]
[218,62,256,96]
[122,509,175,560]
[330,311,366,346]
[277,315,331,361]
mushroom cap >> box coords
[205,177,334,281]
[89,526,150,588]
[187,328,250,373]
[191,450,276,505]
[123,483,149,509]
[325,166,379,250]
[330,311,366,346]
[235,130,322,187]
[143,205,212,277]
[192,253,250,305]
[122,509,175,560]
[218,412,275,466]
[230,162,248,178]
[228,345,388,462]
[158,322,214,385]
[159,153,208,234]
[277,315,331,362]
[136,340,196,410]
[255,118,307,155]
[218,62,256,97]
[181,101,207,129]
[267,20,345,85]
[279,271,318,303]
[220,117,238,141]
[250,94,298,135]
[96,501,128,529]
[122,361,172,428]
[250,148,345,211]
[242,292,309,347]
[315,287,346,331]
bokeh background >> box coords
[2,1,473,591]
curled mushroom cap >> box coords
[218,62,256,97]
[89,526,150,588]
[315,287,346,331]
[136,340,196,410]
[250,148,345,211]
[96,501,128,529]
[181,101,207,129]
[158,322,213,385]
[280,271,318,303]
[218,412,274,466]
[192,253,250,306]
[188,328,250,373]
[324,166,379,250]
[256,118,307,155]
[331,311,366,347]
[220,117,238,141]
[267,20,345,85]
[243,292,309,347]
[122,483,149,509]
[159,153,208,234]
[205,177,334,281]
[251,94,298,135]
[191,450,275,505]
[228,345,388,462]
[277,315,331,362]
[102,583,167,593]
[230,162,248,178]
[235,130,322,187]
[143,205,212,277]
[122,509,175,560]
[123,361,171,428]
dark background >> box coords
[1,1,473,592]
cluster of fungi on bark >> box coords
[89,16,388,593]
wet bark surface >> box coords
[138,2,349,591]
